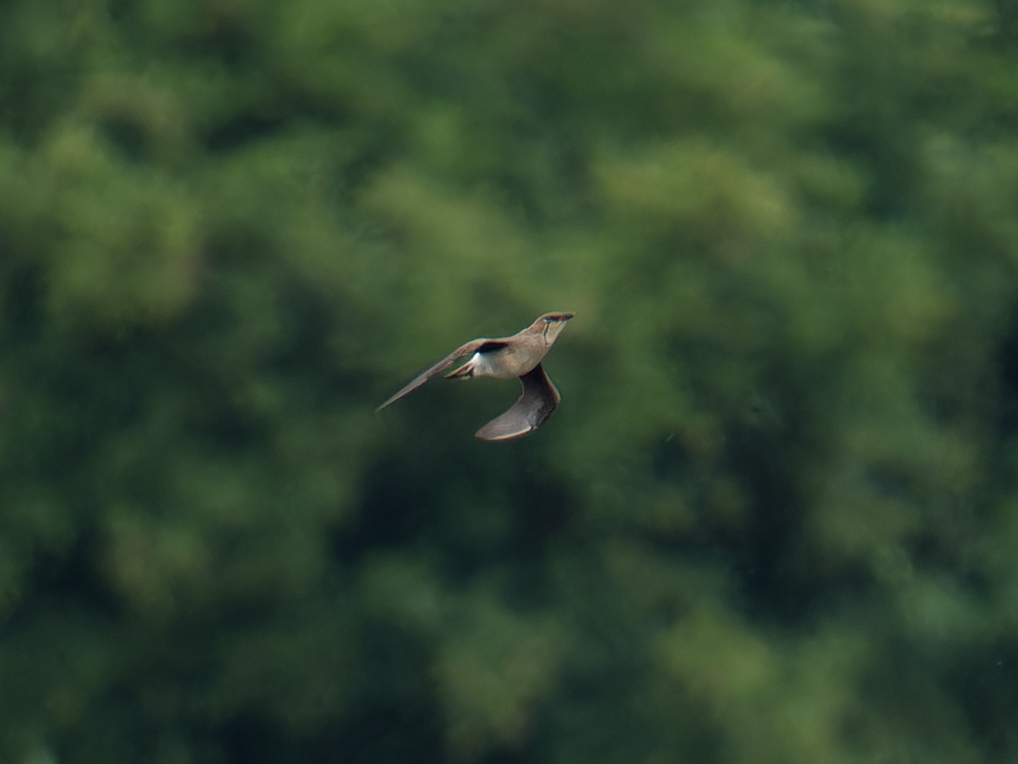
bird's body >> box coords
[456,349,518,379]
[378,312,573,440]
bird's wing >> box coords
[377,339,501,411]
[474,363,561,441]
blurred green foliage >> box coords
[2,0,1018,762]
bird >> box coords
[377,312,574,441]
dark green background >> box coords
[2,1,1018,762]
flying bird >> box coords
[377,312,574,441]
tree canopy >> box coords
[2,1,1018,762]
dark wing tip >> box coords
[474,414,535,441]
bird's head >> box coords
[534,312,574,342]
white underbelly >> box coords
[470,351,523,379]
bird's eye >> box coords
[545,316,555,323]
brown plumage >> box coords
[377,312,573,440]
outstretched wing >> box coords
[474,363,561,441]
[376,339,498,411]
